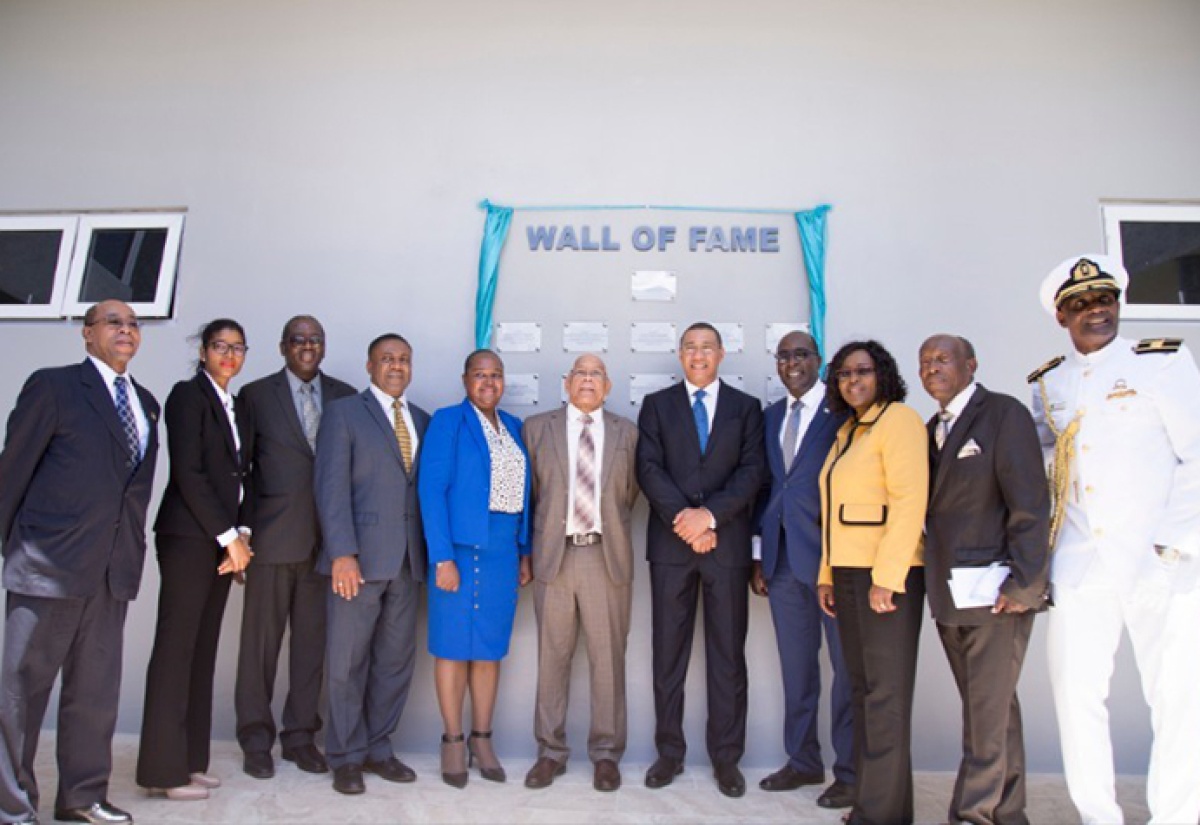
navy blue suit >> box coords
[757,394,854,785]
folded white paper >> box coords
[948,562,1009,609]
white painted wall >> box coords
[1,0,1197,774]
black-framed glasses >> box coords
[833,366,875,381]
[208,341,249,357]
[287,334,325,348]
[775,348,817,363]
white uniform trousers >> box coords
[1048,577,1200,825]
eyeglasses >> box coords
[287,334,325,348]
[570,369,606,380]
[833,366,875,381]
[88,316,140,331]
[208,341,248,357]
[775,348,817,363]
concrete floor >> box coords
[26,734,1153,824]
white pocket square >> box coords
[956,439,982,459]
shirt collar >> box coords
[684,378,721,400]
[369,382,405,410]
[1071,335,1126,366]
[286,368,320,395]
[203,370,233,406]
[941,382,977,419]
[568,403,602,423]
[792,379,825,410]
[88,355,129,386]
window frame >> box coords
[0,215,80,319]
[1102,202,1200,321]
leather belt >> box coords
[565,532,602,546]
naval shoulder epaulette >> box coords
[1027,356,1064,383]
[1134,337,1182,355]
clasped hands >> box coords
[674,507,717,554]
[217,534,253,582]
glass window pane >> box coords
[0,230,65,305]
[78,228,167,303]
[1121,221,1200,306]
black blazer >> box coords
[924,385,1051,625]
[240,369,356,565]
[0,358,160,601]
[636,380,766,567]
[154,372,251,542]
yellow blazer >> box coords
[818,401,928,593]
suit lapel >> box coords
[362,390,406,469]
[547,409,570,488]
[79,359,131,454]
[197,373,240,464]
[792,403,834,476]
[668,383,704,455]
[930,386,986,503]
[270,369,311,453]
[599,410,620,492]
[764,399,785,479]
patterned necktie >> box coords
[392,398,413,473]
[573,413,597,533]
[782,398,803,472]
[299,382,319,451]
[693,389,709,453]
[113,375,140,464]
[936,409,954,451]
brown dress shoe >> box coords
[593,759,621,792]
[524,756,566,789]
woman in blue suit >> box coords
[419,349,532,789]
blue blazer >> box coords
[419,398,531,565]
[757,395,845,586]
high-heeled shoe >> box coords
[468,730,507,783]
[441,733,468,789]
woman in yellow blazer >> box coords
[817,340,928,825]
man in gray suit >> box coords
[520,354,640,793]
[314,333,429,796]
[0,300,159,825]
[235,316,356,779]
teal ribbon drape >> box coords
[794,205,831,361]
[474,199,514,349]
[473,200,830,354]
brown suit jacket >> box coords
[523,405,640,585]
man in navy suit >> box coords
[314,333,429,796]
[235,315,356,779]
[752,330,855,809]
[636,322,765,798]
[0,300,159,825]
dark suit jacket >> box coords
[240,369,356,565]
[419,398,531,564]
[636,380,766,567]
[924,384,1051,626]
[522,406,640,585]
[314,388,430,583]
[0,358,159,601]
[757,396,846,585]
[154,372,252,542]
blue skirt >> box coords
[427,511,521,661]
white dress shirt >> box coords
[88,355,149,457]
[369,382,421,457]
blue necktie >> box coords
[114,376,140,464]
[693,388,709,453]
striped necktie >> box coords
[573,413,597,532]
[392,398,413,472]
[114,376,140,464]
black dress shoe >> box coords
[644,756,683,789]
[243,750,274,779]
[758,764,825,791]
[53,801,131,823]
[816,779,856,809]
[333,763,366,795]
[282,743,329,774]
[714,763,746,798]
[364,756,416,783]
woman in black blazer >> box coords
[136,319,252,800]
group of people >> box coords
[0,250,1197,825]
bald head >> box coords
[564,353,611,413]
[918,334,977,407]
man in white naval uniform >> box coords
[1029,254,1200,825]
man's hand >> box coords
[992,593,1030,614]
[673,507,714,544]
[690,529,717,554]
[818,584,836,617]
[218,536,253,576]
[331,556,365,600]
[750,561,768,597]
[435,560,460,593]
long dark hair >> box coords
[825,339,907,416]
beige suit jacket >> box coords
[523,406,640,585]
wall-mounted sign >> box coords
[630,322,677,353]
[563,322,609,352]
[495,322,541,353]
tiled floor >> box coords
[28,734,1151,824]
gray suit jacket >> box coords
[241,369,355,565]
[0,359,159,601]
[523,406,640,585]
[314,388,430,583]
